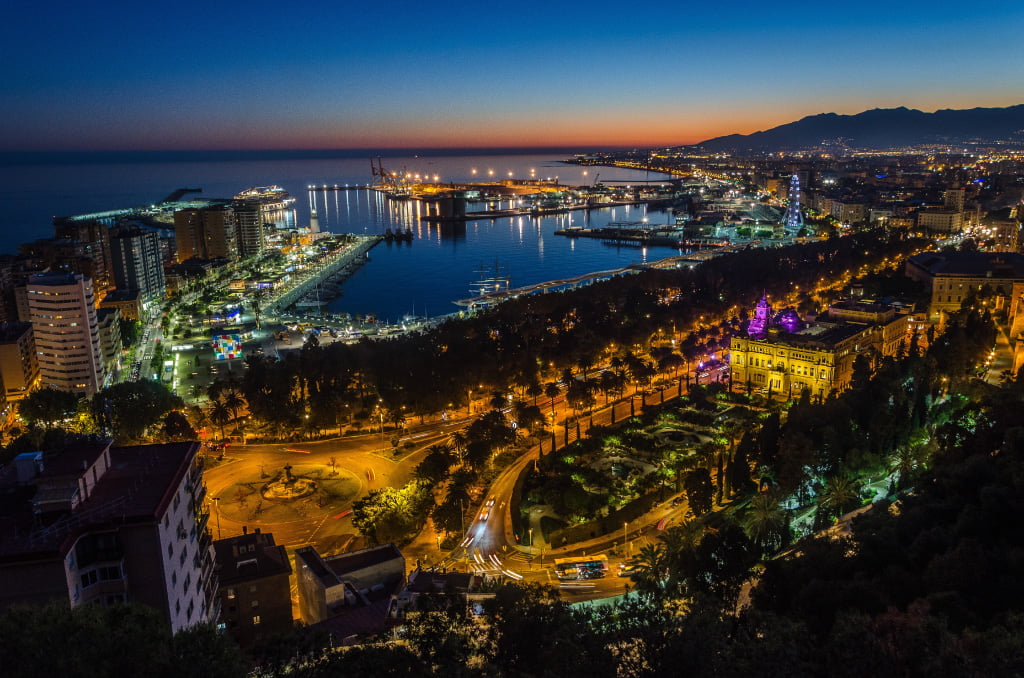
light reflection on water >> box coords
[0,152,688,322]
[318,188,688,321]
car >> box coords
[479,497,495,521]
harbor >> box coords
[265,235,383,315]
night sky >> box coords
[3,0,1023,151]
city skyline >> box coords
[3,0,1023,151]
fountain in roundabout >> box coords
[261,464,317,500]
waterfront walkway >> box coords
[265,235,382,314]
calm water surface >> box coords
[0,153,684,320]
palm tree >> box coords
[742,494,787,556]
[250,289,266,330]
[817,475,862,522]
[208,400,230,441]
[657,520,706,597]
[223,390,245,422]
[447,430,469,465]
[526,381,544,406]
[627,543,666,598]
[544,381,560,419]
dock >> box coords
[306,184,373,192]
[421,200,649,223]
[265,235,382,314]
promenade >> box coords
[265,235,382,314]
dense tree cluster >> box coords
[4,381,186,464]
[229,231,923,438]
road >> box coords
[437,378,697,601]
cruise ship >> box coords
[234,185,297,211]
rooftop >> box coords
[0,441,199,559]
[326,543,403,577]
[214,530,291,585]
[908,251,1024,278]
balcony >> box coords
[191,483,207,510]
[195,507,210,535]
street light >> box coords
[211,497,222,539]
[528,527,533,547]
[623,521,629,557]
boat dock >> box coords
[265,235,382,314]
[453,247,744,309]
[306,184,373,192]
[421,200,648,223]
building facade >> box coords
[0,441,217,633]
[231,199,265,260]
[174,204,239,263]
[730,296,908,399]
[905,251,1024,323]
[109,225,166,311]
[0,321,38,401]
[25,272,105,396]
[917,209,963,234]
[214,529,292,647]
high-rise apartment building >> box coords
[109,225,166,309]
[53,220,113,291]
[0,440,218,633]
[0,321,39,401]
[26,272,105,396]
[231,199,265,259]
[173,204,238,263]
[943,188,966,212]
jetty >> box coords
[265,235,382,314]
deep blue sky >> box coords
[3,0,1022,150]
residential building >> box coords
[729,295,908,399]
[26,272,105,396]
[18,238,110,296]
[0,321,38,401]
[213,528,292,647]
[174,204,238,263]
[394,567,490,618]
[905,251,1024,322]
[96,308,122,383]
[0,440,217,633]
[829,200,866,225]
[53,220,113,291]
[231,199,265,259]
[294,544,403,643]
[917,208,963,234]
[943,188,966,212]
[108,225,166,311]
[99,288,143,321]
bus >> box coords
[553,554,609,581]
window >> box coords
[252,615,261,625]
[251,600,259,608]
[249,585,257,593]
[226,588,236,600]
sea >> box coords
[0,150,684,322]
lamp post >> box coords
[623,521,629,557]
[528,527,533,548]
[212,497,222,539]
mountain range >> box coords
[695,104,1024,152]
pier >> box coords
[306,184,373,192]
[453,247,745,309]
[421,200,650,223]
[265,235,382,314]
